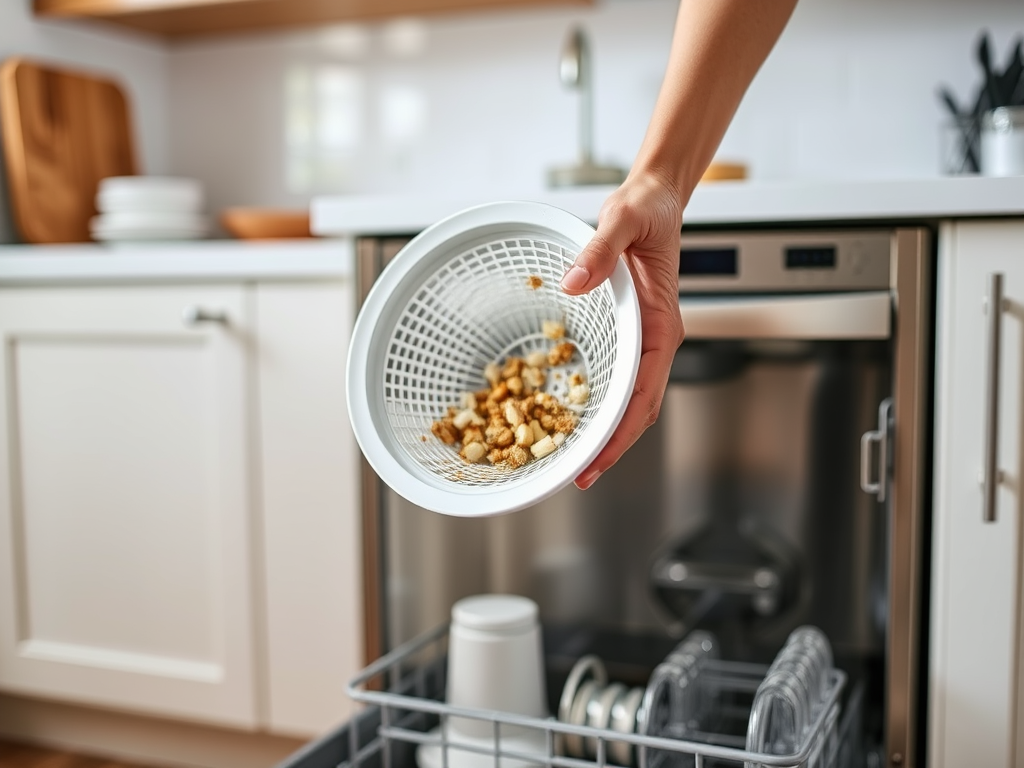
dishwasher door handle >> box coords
[861,397,894,503]
[679,291,892,340]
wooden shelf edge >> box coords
[34,0,594,39]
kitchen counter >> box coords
[0,238,351,284]
[311,176,1024,236]
[2,177,1019,284]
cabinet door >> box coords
[930,220,1024,767]
[0,286,258,729]
[256,283,362,736]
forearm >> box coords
[633,0,797,204]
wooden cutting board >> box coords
[0,58,138,244]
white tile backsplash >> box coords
[164,0,1024,219]
[2,0,1022,243]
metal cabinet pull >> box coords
[861,397,893,503]
[983,272,1005,523]
[181,305,229,326]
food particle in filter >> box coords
[461,442,488,463]
[531,435,556,459]
[526,351,547,368]
[526,275,543,290]
[548,341,576,366]
[429,335,589,470]
[567,372,590,406]
[542,320,566,339]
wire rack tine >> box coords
[348,709,360,768]
[382,705,393,768]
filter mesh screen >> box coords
[381,236,620,487]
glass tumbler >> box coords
[940,115,980,175]
[638,631,718,768]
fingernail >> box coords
[576,470,602,490]
[561,265,590,292]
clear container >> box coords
[939,115,980,175]
[981,106,1024,177]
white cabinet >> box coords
[256,283,362,736]
[930,220,1024,767]
[0,281,360,736]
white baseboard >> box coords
[0,693,311,768]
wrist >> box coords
[624,158,692,213]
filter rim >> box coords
[346,200,641,517]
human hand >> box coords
[561,171,686,490]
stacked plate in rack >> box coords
[90,176,208,243]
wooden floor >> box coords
[0,740,153,768]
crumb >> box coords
[431,418,459,445]
[502,445,531,469]
[542,320,565,340]
[522,366,545,390]
[501,357,525,379]
[568,382,590,406]
[526,351,547,368]
[527,275,543,290]
[485,424,514,448]
[548,342,576,366]
[428,323,585,473]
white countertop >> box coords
[1,177,1019,284]
[0,238,352,284]
[311,176,1024,236]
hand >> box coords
[561,170,686,490]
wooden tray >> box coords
[0,58,138,243]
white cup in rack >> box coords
[447,594,547,731]
[417,594,548,768]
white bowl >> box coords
[97,176,204,214]
[90,212,208,242]
[92,210,208,230]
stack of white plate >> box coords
[90,177,208,242]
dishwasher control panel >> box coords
[678,230,892,293]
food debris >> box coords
[527,275,543,290]
[542,320,566,340]
[547,341,576,366]
[429,333,587,471]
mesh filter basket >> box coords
[347,201,641,517]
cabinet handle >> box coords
[182,305,229,326]
[983,272,1005,523]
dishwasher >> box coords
[279,223,932,768]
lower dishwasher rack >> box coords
[277,624,863,768]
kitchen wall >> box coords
[1,0,1021,239]
[165,0,1024,220]
[0,6,169,243]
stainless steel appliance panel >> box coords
[356,227,932,768]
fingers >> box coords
[574,339,677,490]
[561,206,638,295]
[562,177,685,488]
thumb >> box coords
[560,216,636,295]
